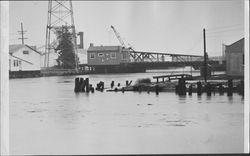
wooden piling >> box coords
[197,81,202,96]
[74,77,80,93]
[100,81,104,92]
[90,85,94,93]
[206,82,212,96]
[227,79,233,96]
[178,78,186,95]
[111,81,114,88]
[218,83,224,95]
[79,78,84,92]
[188,84,192,95]
[86,78,89,93]
[122,87,125,93]
[155,85,159,95]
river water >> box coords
[9,70,244,155]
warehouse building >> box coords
[225,38,244,77]
[87,43,130,66]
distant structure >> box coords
[9,44,41,73]
[87,43,132,73]
[44,0,79,69]
[225,38,244,76]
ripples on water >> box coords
[9,71,244,154]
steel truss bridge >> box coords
[130,51,203,63]
[79,51,221,71]
[127,51,220,70]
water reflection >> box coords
[9,72,244,154]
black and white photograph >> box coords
[0,0,249,155]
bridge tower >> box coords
[44,0,78,69]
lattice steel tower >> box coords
[44,0,78,69]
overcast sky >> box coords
[10,0,245,56]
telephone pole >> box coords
[18,22,27,45]
[203,28,207,83]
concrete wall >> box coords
[9,46,41,71]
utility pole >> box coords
[18,22,27,45]
[203,28,207,83]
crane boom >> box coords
[110,25,126,47]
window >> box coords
[98,53,104,57]
[23,50,29,54]
[111,52,116,59]
[13,60,19,67]
[122,52,127,60]
[90,53,95,59]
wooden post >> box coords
[197,81,202,96]
[155,85,159,95]
[74,77,80,92]
[126,80,129,86]
[206,82,212,96]
[182,79,186,95]
[90,85,94,93]
[203,28,207,83]
[101,81,104,92]
[111,81,114,88]
[122,87,125,93]
[218,83,224,95]
[188,84,192,95]
[79,78,83,92]
[86,78,89,93]
[227,79,233,96]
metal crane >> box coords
[110,25,126,48]
[110,25,128,49]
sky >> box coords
[9,0,245,56]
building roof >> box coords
[225,38,244,53]
[88,45,130,52]
[88,45,120,51]
[9,44,41,55]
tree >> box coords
[55,25,78,69]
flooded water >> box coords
[9,70,244,155]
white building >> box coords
[9,44,41,71]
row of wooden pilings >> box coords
[74,77,105,93]
[74,78,133,93]
[175,78,244,96]
[74,78,161,95]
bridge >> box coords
[79,50,222,73]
